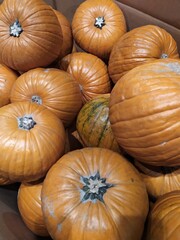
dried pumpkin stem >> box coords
[94,16,106,29]
[31,95,42,105]
[18,115,36,130]
[161,53,168,59]
[10,19,23,37]
[81,171,113,202]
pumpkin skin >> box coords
[58,52,112,104]
[0,64,18,107]
[41,147,149,240]
[53,9,73,59]
[109,59,180,166]
[72,0,126,60]
[75,94,122,153]
[134,160,180,200]
[17,181,49,237]
[145,190,180,240]
[0,176,14,185]
[0,101,66,182]
[108,25,179,83]
[10,68,82,127]
[0,0,63,72]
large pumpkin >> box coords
[109,59,180,166]
[145,190,180,240]
[72,0,126,60]
[17,180,49,237]
[108,25,179,83]
[134,160,180,200]
[0,0,63,72]
[41,147,149,240]
[58,52,112,104]
[75,94,122,153]
[0,64,18,107]
[0,101,66,182]
[10,68,82,127]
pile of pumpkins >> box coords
[0,0,179,239]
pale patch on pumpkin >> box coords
[43,198,55,217]
[159,62,180,74]
[57,223,62,232]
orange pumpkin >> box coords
[58,52,112,104]
[41,147,149,240]
[53,9,73,59]
[10,68,82,127]
[75,94,122,153]
[72,0,126,60]
[145,190,180,240]
[0,0,63,72]
[134,160,180,200]
[17,180,49,237]
[0,64,18,107]
[109,59,180,166]
[0,101,66,182]
[0,176,14,185]
[108,25,179,83]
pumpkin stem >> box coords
[31,95,42,105]
[10,19,23,37]
[94,16,106,29]
[18,115,36,130]
[81,171,113,203]
[161,53,168,59]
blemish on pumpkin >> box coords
[57,223,62,232]
[79,84,83,91]
[159,62,180,74]
[43,198,55,217]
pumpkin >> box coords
[72,0,126,60]
[58,52,112,104]
[0,0,63,72]
[0,101,66,182]
[41,147,149,240]
[109,59,180,166]
[134,160,180,200]
[17,180,49,237]
[53,9,73,59]
[0,64,18,107]
[10,68,82,127]
[145,190,180,240]
[0,176,14,185]
[108,25,179,83]
[74,94,122,153]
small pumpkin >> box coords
[17,180,49,237]
[108,25,179,83]
[0,64,18,107]
[109,59,180,166]
[145,190,180,240]
[58,52,112,104]
[75,94,122,153]
[134,160,180,200]
[0,101,66,182]
[10,68,82,127]
[72,0,126,60]
[41,147,149,240]
[0,0,63,72]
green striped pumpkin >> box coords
[75,94,122,153]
